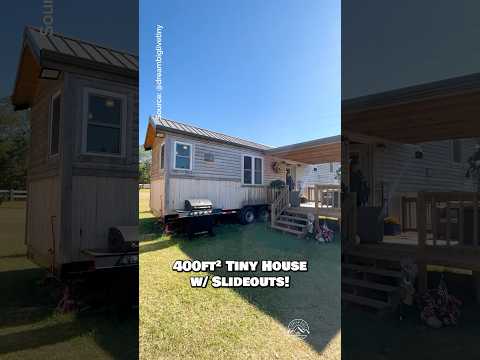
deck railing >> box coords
[417,192,480,249]
[313,184,341,209]
[271,187,290,227]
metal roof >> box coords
[152,116,272,151]
[24,26,138,72]
[343,72,480,113]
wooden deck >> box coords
[295,204,341,219]
[347,241,480,271]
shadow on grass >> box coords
[342,271,480,360]
[0,258,138,359]
[172,222,341,355]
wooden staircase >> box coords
[272,209,309,237]
[270,188,308,237]
[342,250,403,313]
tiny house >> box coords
[11,27,138,277]
[144,116,341,226]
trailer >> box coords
[143,116,341,227]
[11,27,139,279]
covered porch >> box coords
[266,136,341,236]
[342,73,480,302]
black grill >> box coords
[184,199,213,216]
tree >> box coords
[0,97,29,190]
[139,146,152,184]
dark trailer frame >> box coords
[11,26,139,278]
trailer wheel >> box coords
[240,207,256,225]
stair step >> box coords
[271,224,304,235]
[342,292,391,310]
[342,264,402,279]
[283,210,309,218]
[278,215,308,223]
[342,278,398,293]
[275,220,306,228]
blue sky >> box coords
[140,0,340,147]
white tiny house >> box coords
[144,116,341,225]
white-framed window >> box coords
[82,88,126,156]
[451,139,462,163]
[49,90,61,157]
[174,141,192,170]
[160,143,165,169]
[329,162,334,173]
[242,155,263,185]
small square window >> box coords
[204,152,214,162]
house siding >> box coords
[375,138,478,221]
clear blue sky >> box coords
[140,0,340,147]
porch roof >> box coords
[342,73,480,144]
[265,136,341,164]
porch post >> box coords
[417,192,428,293]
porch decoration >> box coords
[418,275,462,328]
[272,161,282,174]
[384,217,401,235]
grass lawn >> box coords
[0,201,27,257]
[139,189,341,359]
[0,205,138,359]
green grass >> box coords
[0,256,138,360]
[139,190,341,359]
[0,201,27,257]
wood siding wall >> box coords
[150,176,165,216]
[375,138,478,220]
[164,133,285,184]
[167,177,269,211]
[301,162,340,188]
[70,176,138,263]
[26,176,59,268]
[28,78,63,179]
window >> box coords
[83,88,126,156]
[49,91,61,156]
[329,162,334,173]
[160,144,165,169]
[174,141,192,170]
[204,152,214,162]
[452,140,462,163]
[243,155,263,185]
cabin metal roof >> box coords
[24,26,138,72]
[145,116,341,164]
[151,116,272,151]
[12,26,138,110]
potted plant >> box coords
[384,216,401,235]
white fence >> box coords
[0,190,27,201]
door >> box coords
[349,144,373,206]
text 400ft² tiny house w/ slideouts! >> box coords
[144,116,341,231]
[11,27,139,278]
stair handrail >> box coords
[271,187,290,226]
